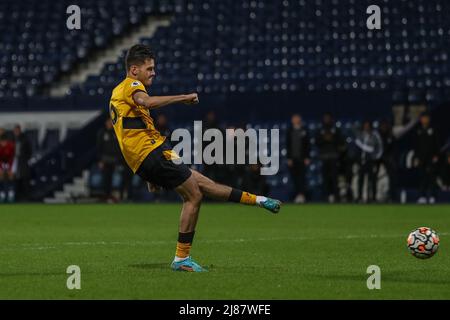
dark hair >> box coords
[125,44,155,70]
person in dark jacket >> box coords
[286,114,310,203]
[355,120,383,203]
[97,119,121,201]
[437,151,450,192]
[202,111,226,184]
[155,114,172,138]
[13,125,32,202]
[413,112,440,204]
[241,163,269,196]
[377,120,398,202]
[339,127,358,203]
[147,114,174,202]
[316,113,345,203]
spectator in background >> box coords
[155,114,171,137]
[0,132,16,202]
[377,120,398,202]
[339,130,358,203]
[13,125,32,202]
[119,152,134,202]
[241,163,269,196]
[223,123,246,189]
[316,113,344,203]
[149,114,174,202]
[286,114,310,203]
[437,152,450,192]
[413,112,440,204]
[355,120,383,203]
[96,119,120,202]
[204,111,219,130]
[202,111,226,183]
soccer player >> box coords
[109,44,281,272]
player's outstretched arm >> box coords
[133,91,199,109]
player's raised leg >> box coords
[190,169,281,213]
[171,175,207,272]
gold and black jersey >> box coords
[109,77,166,173]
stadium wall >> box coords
[0,90,393,122]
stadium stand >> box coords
[0,0,449,203]
[0,0,170,98]
[69,0,450,104]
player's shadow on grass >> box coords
[128,263,169,270]
[0,272,63,277]
[129,263,216,271]
[308,272,450,285]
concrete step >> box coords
[53,191,70,200]
[73,177,86,186]
[50,16,171,97]
[63,184,88,195]
[43,197,71,204]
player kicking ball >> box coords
[109,44,281,272]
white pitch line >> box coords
[0,232,447,251]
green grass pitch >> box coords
[0,204,449,299]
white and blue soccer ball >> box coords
[407,227,439,259]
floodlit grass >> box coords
[0,204,449,299]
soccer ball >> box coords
[407,227,439,259]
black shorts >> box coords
[136,141,192,190]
